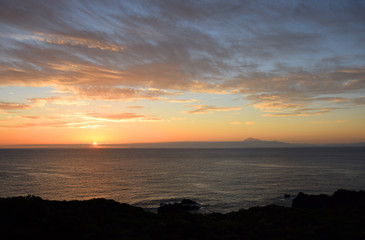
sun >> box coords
[93,141,98,146]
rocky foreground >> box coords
[1,190,365,240]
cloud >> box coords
[264,108,338,117]
[251,101,304,112]
[167,99,197,103]
[245,121,255,125]
[0,114,90,128]
[230,122,241,125]
[34,32,126,52]
[0,0,364,117]
[0,111,161,128]
[127,105,144,109]
[28,97,88,106]
[21,116,41,119]
[352,97,365,105]
[74,87,178,101]
[185,105,241,114]
[228,65,365,115]
[86,112,161,122]
[0,101,32,111]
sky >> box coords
[0,0,365,145]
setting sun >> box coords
[93,142,98,146]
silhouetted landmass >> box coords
[2,139,365,148]
[1,190,365,239]
[103,138,292,148]
[109,140,365,148]
[293,189,365,209]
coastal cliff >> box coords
[1,190,365,239]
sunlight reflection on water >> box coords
[1,148,365,212]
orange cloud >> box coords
[74,86,178,101]
[185,105,241,114]
[1,113,104,129]
[0,0,364,139]
[34,32,126,52]
[168,99,197,103]
[28,97,88,106]
[127,105,144,109]
[86,112,161,122]
[21,116,41,119]
[264,108,338,117]
[0,101,32,111]
[0,118,81,129]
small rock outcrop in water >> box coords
[292,189,365,208]
[158,199,200,213]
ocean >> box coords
[1,147,364,213]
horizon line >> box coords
[0,140,364,149]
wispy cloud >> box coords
[21,116,41,119]
[352,97,365,105]
[28,97,88,106]
[127,105,144,109]
[264,108,339,117]
[168,99,197,103]
[86,113,161,122]
[0,115,89,128]
[74,87,178,101]
[0,111,161,128]
[0,0,364,125]
[0,101,32,111]
[185,105,241,114]
[33,32,126,52]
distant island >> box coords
[104,138,293,148]
[1,138,365,148]
[98,138,365,148]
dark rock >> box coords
[292,192,330,208]
[2,192,365,239]
[284,194,291,198]
[158,199,200,213]
[292,189,365,208]
[331,189,365,208]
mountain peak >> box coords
[243,137,262,143]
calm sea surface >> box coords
[1,147,365,213]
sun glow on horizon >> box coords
[0,1,364,145]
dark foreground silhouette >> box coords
[1,190,365,240]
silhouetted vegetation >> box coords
[1,190,365,239]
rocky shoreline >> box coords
[1,190,365,239]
